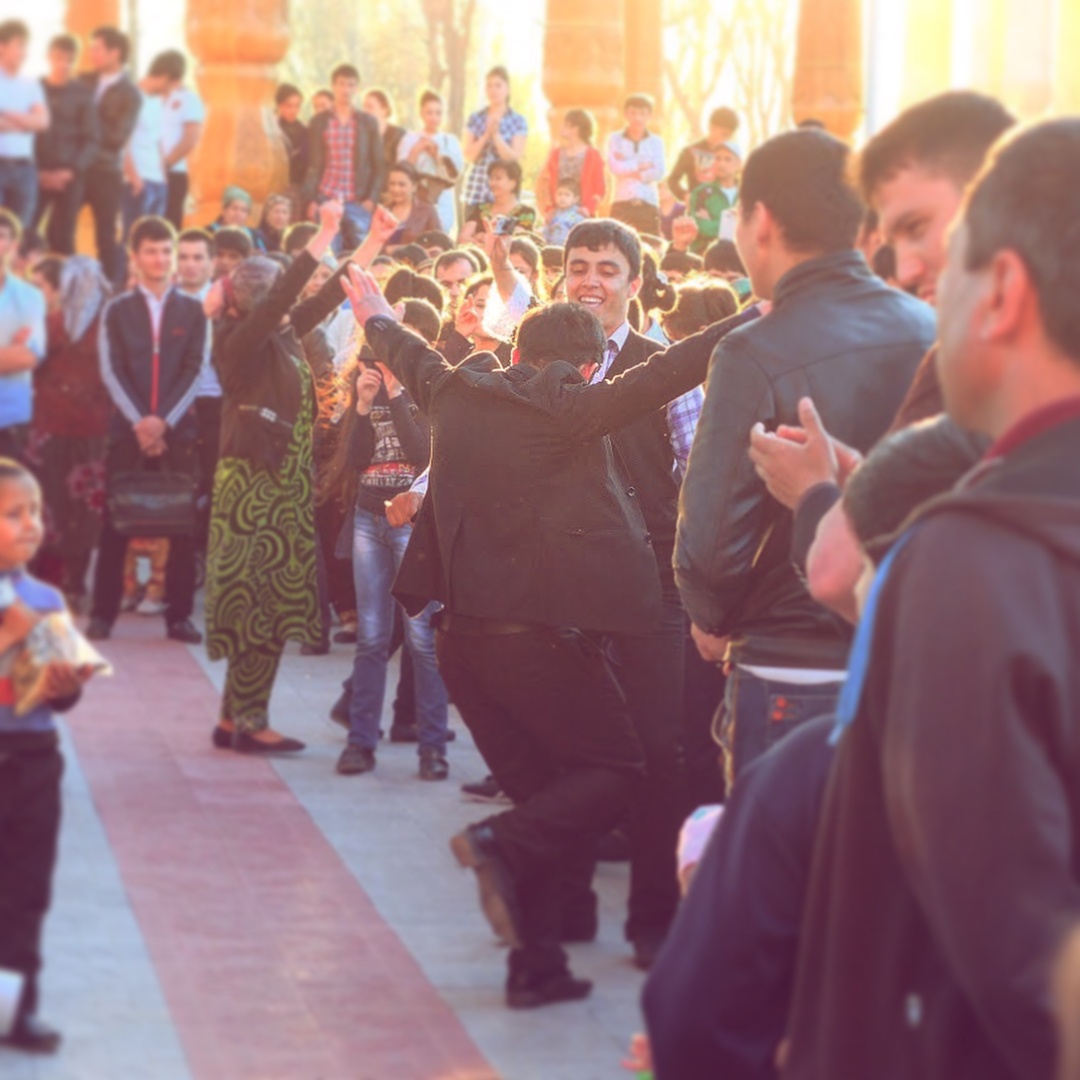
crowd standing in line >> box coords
[1,17,1079,1080]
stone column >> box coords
[902,0,953,108]
[1000,0,1054,116]
[1055,0,1080,113]
[791,0,864,140]
[66,0,121,61]
[186,0,290,227]
[542,0,626,144]
[624,0,663,114]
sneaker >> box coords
[336,744,376,775]
[135,597,166,617]
[461,774,511,805]
[506,971,593,1010]
[419,748,449,781]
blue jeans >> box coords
[0,159,37,227]
[347,507,448,753]
[717,667,842,788]
[338,201,372,253]
[121,179,168,240]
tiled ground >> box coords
[3,615,645,1080]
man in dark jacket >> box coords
[81,26,141,284]
[302,63,383,250]
[783,118,1080,1080]
[675,129,936,783]
[344,264,740,1010]
[33,34,99,254]
[87,216,205,644]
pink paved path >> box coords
[70,629,497,1080]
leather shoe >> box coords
[1,1015,62,1053]
[389,721,419,743]
[85,617,111,641]
[418,748,449,781]
[506,972,593,1010]
[166,619,203,645]
[300,640,330,656]
[631,931,667,971]
[336,744,376,775]
[233,730,305,754]
[211,723,234,750]
[329,690,350,728]
[450,825,522,948]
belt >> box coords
[437,613,540,636]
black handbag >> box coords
[108,460,198,538]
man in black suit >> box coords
[81,26,141,284]
[342,264,743,1009]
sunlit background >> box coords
[1,0,1074,174]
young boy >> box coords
[687,141,741,254]
[0,460,93,1054]
[542,179,588,246]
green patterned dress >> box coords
[205,352,322,726]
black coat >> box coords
[366,315,742,634]
[35,78,100,172]
[81,73,141,172]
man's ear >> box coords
[627,275,643,301]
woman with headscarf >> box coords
[26,255,113,607]
[203,200,356,753]
[254,193,292,254]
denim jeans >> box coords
[338,201,372,252]
[121,180,168,242]
[716,666,842,788]
[0,159,37,227]
[347,507,448,753]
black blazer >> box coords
[216,251,352,473]
[81,73,141,172]
[302,109,385,207]
[367,316,739,634]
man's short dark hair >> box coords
[555,177,581,199]
[130,216,176,252]
[703,238,745,275]
[434,249,477,276]
[148,49,185,82]
[0,208,22,244]
[541,245,564,270]
[517,302,606,370]
[178,227,213,256]
[275,83,301,107]
[48,33,79,56]
[91,27,130,63]
[660,249,703,276]
[393,243,431,271]
[709,107,739,132]
[401,298,441,345]
[213,226,253,259]
[0,20,29,45]
[963,118,1080,365]
[384,268,444,313]
[624,93,654,113]
[564,219,642,281]
[282,222,317,255]
[365,87,392,116]
[331,63,360,84]
[563,108,595,145]
[859,91,1016,203]
[740,130,864,255]
[419,231,455,254]
[314,88,333,104]
[419,89,443,110]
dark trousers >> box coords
[605,590,688,942]
[90,435,198,627]
[195,396,222,549]
[437,625,644,977]
[683,627,728,807]
[83,165,124,284]
[166,171,189,230]
[718,666,842,787]
[0,159,37,228]
[33,177,84,255]
[0,746,63,1027]
[611,199,661,237]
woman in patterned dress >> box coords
[204,201,354,753]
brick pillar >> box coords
[791,0,864,140]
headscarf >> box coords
[60,255,111,343]
[230,255,283,314]
[222,185,253,209]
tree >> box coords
[420,0,478,134]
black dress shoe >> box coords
[336,744,376,775]
[450,825,522,947]
[166,619,203,645]
[506,972,593,1010]
[329,690,350,728]
[211,724,233,749]
[418,748,449,781]
[460,774,509,804]
[300,640,331,656]
[1,1015,62,1053]
[333,628,357,645]
[85,617,112,641]
[389,721,419,743]
[631,931,667,971]
[233,731,305,754]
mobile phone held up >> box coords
[491,213,518,237]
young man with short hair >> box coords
[121,62,168,249]
[302,63,383,249]
[87,216,206,644]
[607,95,666,237]
[212,225,252,278]
[33,34,99,255]
[0,208,44,459]
[275,82,308,202]
[81,26,141,284]
[153,50,204,230]
[0,20,49,228]
[668,105,739,203]
[675,130,936,782]
[434,249,477,318]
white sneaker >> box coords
[135,598,166,617]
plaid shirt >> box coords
[319,112,356,202]
[592,323,703,480]
[463,106,529,206]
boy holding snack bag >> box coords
[0,459,108,1053]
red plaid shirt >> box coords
[319,112,356,201]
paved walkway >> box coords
[2,615,644,1080]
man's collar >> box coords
[138,282,172,303]
[985,395,1080,462]
[607,321,632,353]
